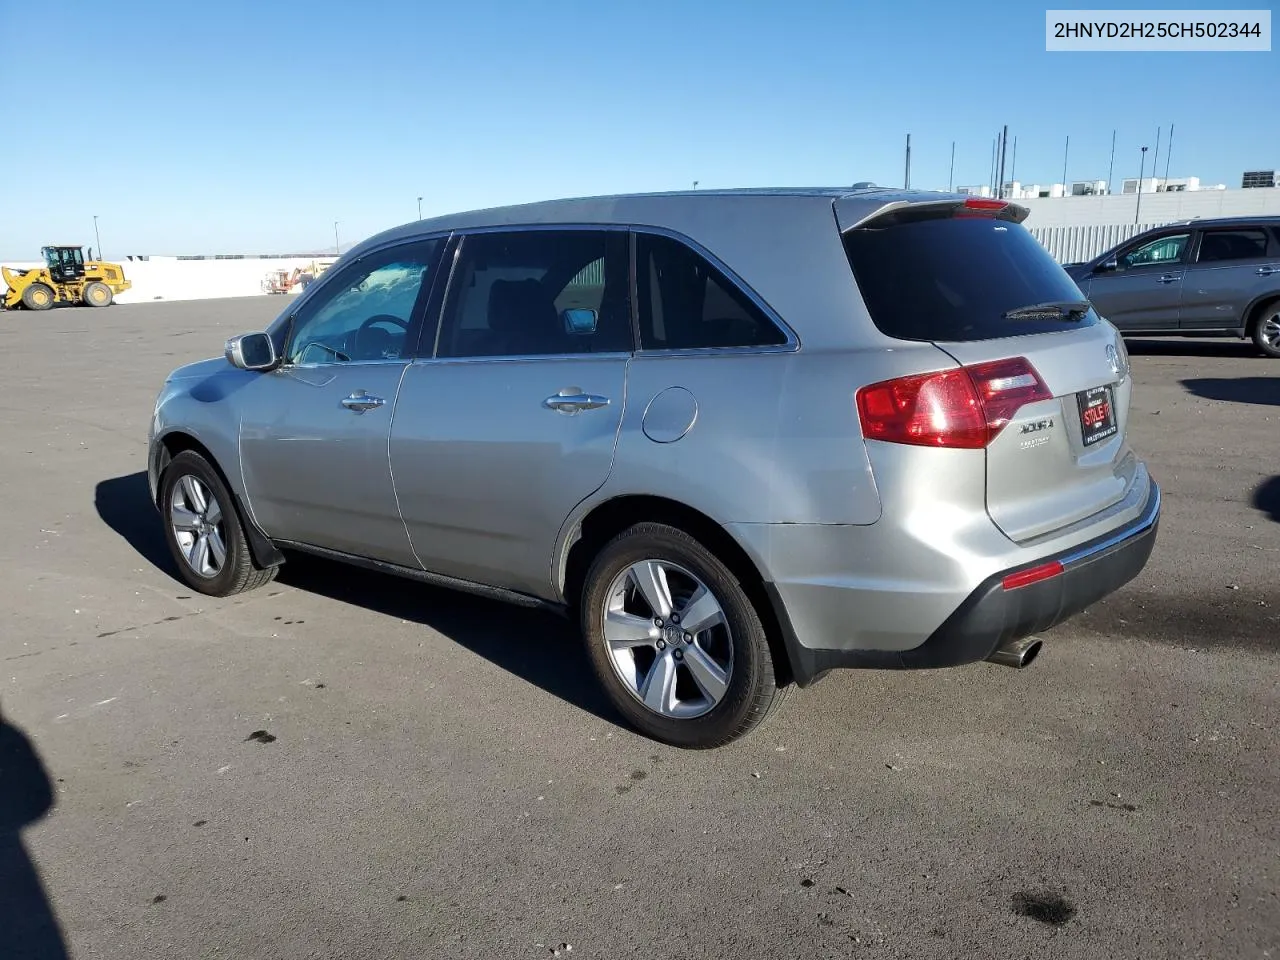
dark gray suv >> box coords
[1064,216,1280,357]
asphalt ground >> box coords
[2,297,1277,960]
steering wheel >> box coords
[354,314,410,359]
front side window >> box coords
[635,233,788,351]
[436,231,630,358]
[284,239,442,365]
[1119,233,1189,270]
[1195,228,1270,263]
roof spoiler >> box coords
[841,196,1031,231]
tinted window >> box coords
[436,231,630,358]
[842,217,1098,342]
[636,233,787,350]
[1196,228,1269,263]
[1121,233,1189,269]
[285,239,442,365]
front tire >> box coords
[22,283,54,311]
[580,522,779,749]
[159,450,276,596]
[83,281,113,307]
[1252,303,1280,358]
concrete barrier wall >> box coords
[5,257,320,304]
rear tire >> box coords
[1251,302,1280,358]
[83,281,113,308]
[22,283,54,311]
[159,450,277,597]
[580,522,779,749]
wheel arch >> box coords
[1244,292,1280,337]
[559,494,796,686]
[153,430,283,568]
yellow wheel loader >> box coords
[2,246,133,310]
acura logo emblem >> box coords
[1100,343,1121,378]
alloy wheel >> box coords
[601,559,734,719]
[169,475,228,578]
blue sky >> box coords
[3,0,1275,258]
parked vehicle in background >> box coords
[1063,216,1280,358]
[147,188,1160,748]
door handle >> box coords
[1257,267,1279,277]
[543,391,610,414]
[341,391,386,413]
[1156,274,1180,284]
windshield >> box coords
[842,217,1098,342]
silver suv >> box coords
[1063,216,1280,357]
[148,188,1160,748]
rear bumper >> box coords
[769,481,1161,685]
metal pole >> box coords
[1061,135,1069,194]
[1107,129,1116,194]
[989,137,997,194]
[1135,146,1147,224]
[997,125,1008,199]
[1151,126,1161,192]
[417,197,423,219]
[1010,136,1017,191]
[904,134,911,189]
[93,216,102,261]
[692,181,698,190]
[1164,123,1174,182]
[334,221,340,256]
[948,141,955,192]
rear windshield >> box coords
[842,216,1098,342]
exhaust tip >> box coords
[985,636,1043,669]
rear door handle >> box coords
[341,391,386,413]
[1156,274,1180,284]
[543,391,610,414]
[1257,267,1279,277]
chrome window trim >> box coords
[409,351,633,366]
[423,221,801,360]
[277,358,413,372]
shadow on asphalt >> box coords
[1178,377,1280,407]
[1254,476,1280,523]
[277,554,619,724]
[94,472,619,725]
[1124,337,1260,358]
[0,706,70,960]
[94,472,178,579]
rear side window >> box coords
[636,233,788,350]
[842,217,1099,342]
[1196,228,1270,263]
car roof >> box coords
[350,186,1010,256]
[1139,215,1280,231]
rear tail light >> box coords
[856,357,1051,449]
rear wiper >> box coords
[1002,299,1092,321]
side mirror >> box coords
[225,332,278,371]
[562,308,599,335]
[1096,256,1119,274]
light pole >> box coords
[417,196,423,219]
[1134,146,1148,224]
[333,221,340,256]
[93,215,102,261]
